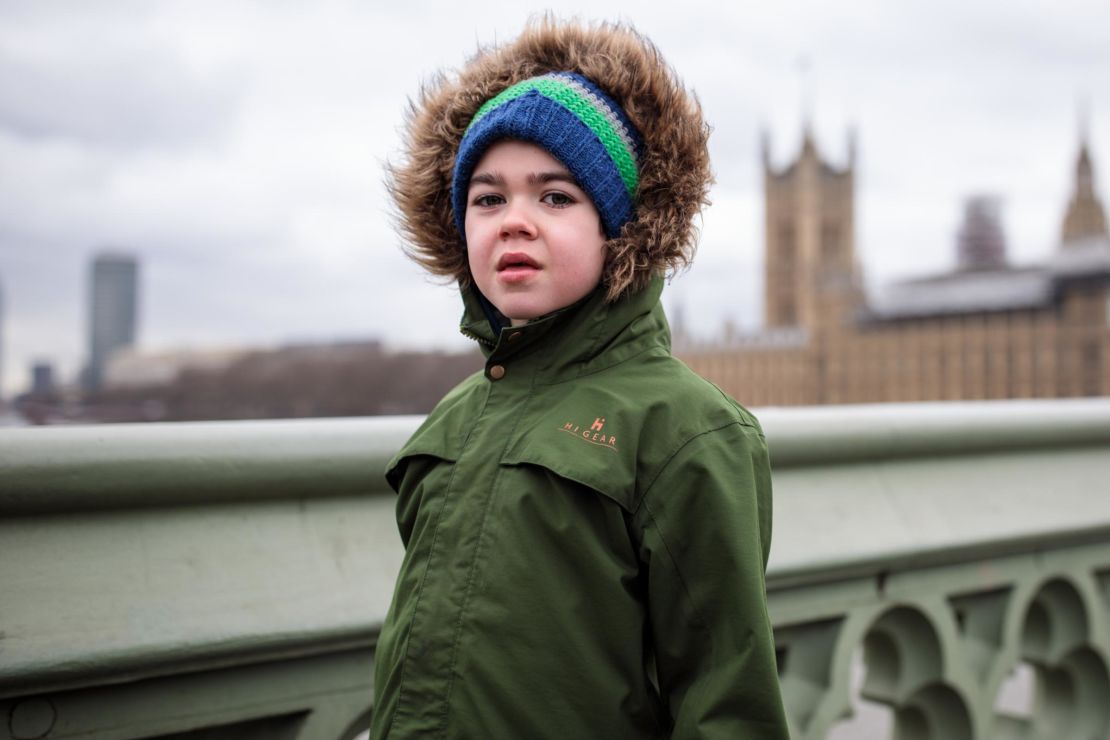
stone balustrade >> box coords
[2,399,1109,739]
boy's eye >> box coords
[541,191,575,207]
[472,193,504,207]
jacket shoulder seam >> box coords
[634,419,760,514]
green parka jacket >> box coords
[369,278,789,739]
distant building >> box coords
[760,125,864,335]
[92,339,480,421]
[84,253,139,392]
[679,123,1110,404]
[104,346,251,389]
[30,361,55,398]
[956,195,1008,271]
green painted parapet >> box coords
[766,401,1110,739]
[0,417,416,740]
[2,400,1109,739]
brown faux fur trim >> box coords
[387,18,713,301]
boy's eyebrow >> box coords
[468,170,580,189]
[528,171,578,186]
[469,172,505,188]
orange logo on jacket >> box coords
[559,417,617,451]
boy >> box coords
[371,19,789,739]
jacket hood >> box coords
[387,18,713,302]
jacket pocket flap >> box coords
[385,416,462,493]
[501,423,637,512]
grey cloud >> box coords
[0,47,239,151]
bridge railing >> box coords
[2,399,1109,739]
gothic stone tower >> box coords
[763,127,863,333]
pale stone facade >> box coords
[679,129,1110,406]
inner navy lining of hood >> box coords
[476,288,509,336]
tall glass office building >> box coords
[85,253,138,392]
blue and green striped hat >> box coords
[451,71,643,241]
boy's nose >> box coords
[499,201,537,239]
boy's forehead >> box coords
[471,139,571,174]
[466,141,581,192]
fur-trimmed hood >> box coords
[387,19,713,301]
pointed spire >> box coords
[1076,95,1093,185]
[801,122,816,158]
[1061,98,1108,246]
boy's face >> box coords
[465,140,605,327]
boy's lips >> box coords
[496,252,541,282]
[496,252,540,270]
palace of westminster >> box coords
[677,121,1110,406]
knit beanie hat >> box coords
[451,71,644,242]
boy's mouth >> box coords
[496,252,541,281]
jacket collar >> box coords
[458,277,670,381]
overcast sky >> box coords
[1,0,1107,395]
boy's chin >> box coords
[494,300,544,326]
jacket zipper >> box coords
[459,325,496,349]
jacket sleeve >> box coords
[633,421,789,739]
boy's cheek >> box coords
[463,242,484,278]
